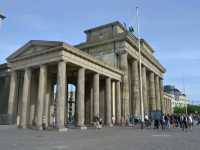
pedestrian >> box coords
[112,115,116,125]
[165,114,170,129]
[93,116,98,128]
[42,115,46,130]
[160,114,165,130]
[188,114,193,130]
[144,113,150,128]
[99,117,103,129]
[182,114,188,131]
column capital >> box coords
[116,49,127,55]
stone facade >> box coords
[0,21,167,129]
[163,92,174,114]
[76,21,166,118]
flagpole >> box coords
[136,6,144,127]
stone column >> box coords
[166,99,168,114]
[132,60,140,117]
[90,87,94,123]
[119,52,129,119]
[29,72,38,126]
[163,96,166,114]
[106,77,112,126]
[116,81,121,125]
[49,83,54,127]
[44,76,52,127]
[112,82,116,123]
[56,61,67,131]
[36,65,47,130]
[16,73,23,126]
[142,66,148,114]
[8,71,17,124]
[20,68,32,128]
[155,76,161,111]
[93,73,99,118]
[77,68,85,128]
[149,72,156,111]
[159,79,164,113]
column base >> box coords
[18,125,27,129]
[106,124,113,127]
[58,128,68,132]
[77,126,87,130]
[36,126,43,131]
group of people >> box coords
[143,113,200,131]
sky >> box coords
[0,0,200,103]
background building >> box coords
[163,92,174,114]
[164,85,189,111]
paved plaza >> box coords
[0,126,199,150]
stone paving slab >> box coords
[0,125,199,150]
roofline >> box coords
[6,40,124,76]
[7,40,63,61]
[75,33,166,73]
[84,21,127,34]
[0,63,9,69]
[141,39,154,53]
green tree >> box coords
[174,104,200,114]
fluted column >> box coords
[56,61,67,130]
[155,76,161,111]
[29,72,38,126]
[132,60,140,117]
[8,71,17,124]
[116,81,121,125]
[163,96,166,114]
[20,68,32,128]
[142,66,148,114]
[44,76,52,127]
[36,65,47,130]
[166,99,168,114]
[49,83,54,126]
[149,72,156,111]
[77,68,85,127]
[90,87,94,123]
[93,73,99,118]
[159,79,164,113]
[119,52,129,119]
[106,77,112,126]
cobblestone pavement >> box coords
[0,125,199,150]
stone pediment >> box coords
[7,40,63,62]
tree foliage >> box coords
[174,104,200,114]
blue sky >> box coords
[0,0,200,103]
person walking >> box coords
[160,114,165,130]
[188,114,193,130]
[144,113,150,128]
[182,114,188,131]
